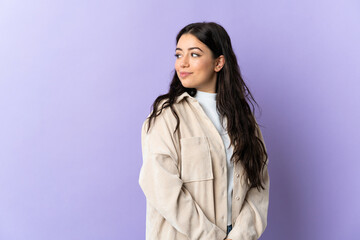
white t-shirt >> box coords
[194,90,234,226]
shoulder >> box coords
[141,91,192,135]
[141,98,176,135]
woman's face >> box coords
[175,34,224,93]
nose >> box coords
[180,55,189,68]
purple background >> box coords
[1,0,359,239]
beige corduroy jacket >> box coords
[138,91,270,240]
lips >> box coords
[180,72,192,78]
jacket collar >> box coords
[175,91,194,103]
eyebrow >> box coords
[175,47,203,52]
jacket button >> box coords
[236,173,239,178]
[236,196,240,200]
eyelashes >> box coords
[174,53,200,58]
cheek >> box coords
[174,60,180,71]
[194,59,213,74]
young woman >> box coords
[139,21,269,240]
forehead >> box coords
[176,34,207,49]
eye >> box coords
[174,53,181,58]
[191,53,200,57]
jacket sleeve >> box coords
[138,113,227,240]
[226,125,270,240]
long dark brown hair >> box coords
[145,21,268,191]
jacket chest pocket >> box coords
[180,136,214,183]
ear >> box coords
[214,55,225,72]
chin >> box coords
[179,79,193,88]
